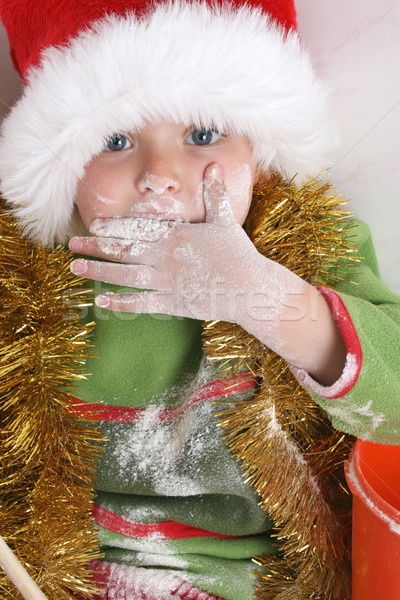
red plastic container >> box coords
[345,439,400,599]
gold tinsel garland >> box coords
[0,176,358,599]
[0,198,104,600]
[203,174,359,600]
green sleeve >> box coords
[309,219,400,444]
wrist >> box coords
[235,255,347,386]
[235,253,309,352]
[277,286,347,385]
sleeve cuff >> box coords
[289,287,363,399]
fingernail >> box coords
[71,259,87,275]
[95,294,111,308]
[69,237,83,252]
[209,163,223,182]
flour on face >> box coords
[90,217,176,241]
[138,172,178,195]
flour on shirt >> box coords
[104,563,191,600]
[327,396,385,437]
[134,551,189,570]
[109,399,216,496]
[106,363,252,498]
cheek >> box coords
[223,164,254,225]
[75,164,125,226]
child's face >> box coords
[75,122,258,229]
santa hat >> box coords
[0,0,337,245]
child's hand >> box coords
[69,164,346,385]
[70,164,272,324]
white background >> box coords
[0,0,399,293]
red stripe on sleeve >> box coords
[290,287,363,399]
[93,504,241,540]
[317,287,363,366]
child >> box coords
[0,1,399,599]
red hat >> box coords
[2,0,298,81]
[0,0,336,245]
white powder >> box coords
[104,562,219,600]
[110,399,215,497]
[106,564,186,600]
[131,195,186,218]
[172,242,202,268]
[138,172,178,196]
[346,455,400,536]
[321,377,385,436]
[103,534,177,554]
[291,352,363,403]
[134,551,189,570]
[122,505,159,524]
[90,217,176,241]
[93,237,149,260]
[203,168,230,224]
[202,163,253,224]
[354,397,385,431]
[262,404,321,496]
[106,365,251,499]
[96,193,118,206]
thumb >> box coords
[203,164,236,227]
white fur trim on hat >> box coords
[0,1,338,245]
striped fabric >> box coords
[90,561,227,600]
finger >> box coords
[203,163,236,227]
[94,291,184,316]
[89,217,177,241]
[70,259,170,290]
[94,288,219,320]
[69,236,154,264]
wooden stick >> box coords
[0,536,48,600]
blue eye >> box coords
[104,133,132,151]
[186,129,221,146]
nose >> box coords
[137,172,180,195]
